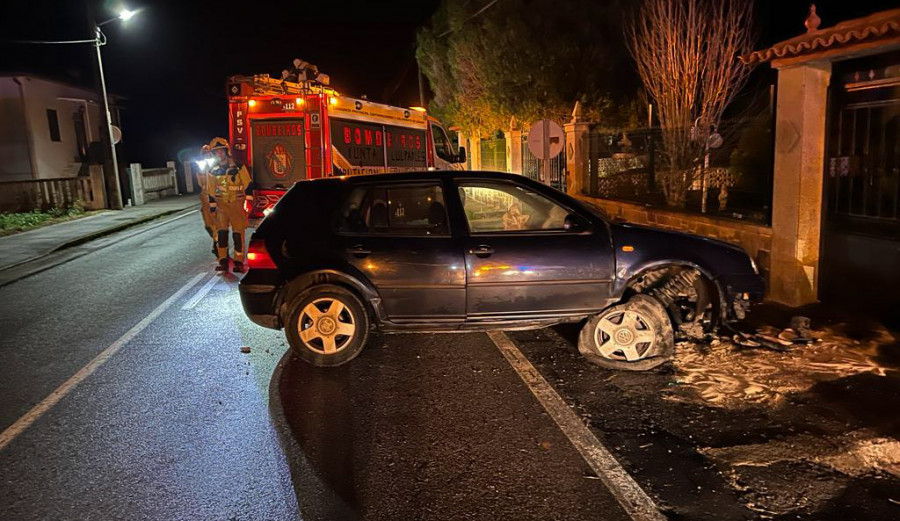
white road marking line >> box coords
[0,271,208,453]
[487,330,666,521]
[181,272,220,309]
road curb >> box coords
[0,204,200,274]
[51,203,201,253]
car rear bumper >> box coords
[238,280,282,330]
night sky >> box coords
[2,0,897,166]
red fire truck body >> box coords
[225,75,465,220]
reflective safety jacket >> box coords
[198,166,213,197]
[209,162,252,204]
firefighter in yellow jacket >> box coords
[208,137,252,272]
[197,145,217,256]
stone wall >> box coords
[577,195,773,281]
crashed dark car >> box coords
[239,171,764,369]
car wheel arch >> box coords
[279,269,383,326]
[617,260,727,322]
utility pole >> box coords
[93,26,123,209]
[86,2,126,210]
[417,64,425,108]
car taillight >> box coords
[247,239,277,269]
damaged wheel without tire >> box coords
[578,294,675,371]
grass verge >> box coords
[0,206,104,237]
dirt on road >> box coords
[509,307,900,520]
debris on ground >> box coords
[700,430,900,478]
[663,317,898,515]
[668,322,893,408]
[240,346,251,354]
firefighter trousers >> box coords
[201,198,217,249]
[215,199,249,263]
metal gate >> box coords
[821,51,900,318]
[521,133,567,192]
[479,137,507,172]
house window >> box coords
[46,109,61,142]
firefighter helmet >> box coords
[209,137,230,154]
[201,144,211,153]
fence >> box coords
[129,162,179,205]
[583,120,773,224]
[0,177,96,213]
[142,168,177,196]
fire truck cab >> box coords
[225,74,467,220]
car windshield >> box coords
[431,124,456,162]
[578,199,614,222]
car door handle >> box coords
[469,245,494,258]
[347,245,371,258]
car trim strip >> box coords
[377,283,466,290]
[467,278,612,287]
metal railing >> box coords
[583,123,773,224]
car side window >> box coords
[338,184,450,237]
[458,182,570,233]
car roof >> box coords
[297,170,532,187]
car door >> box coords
[455,179,614,319]
[335,181,466,323]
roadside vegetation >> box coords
[0,203,101,237]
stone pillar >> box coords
[768,62,831,306]
[505,117,523,174]
[129,163,145,206]
[468,134,482,171]
[166,160,180,195]
[564,101,590,195]
[87,165,107,210]
[182,161,195,193]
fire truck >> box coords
[225,74,467,220]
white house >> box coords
[0,74,122,182]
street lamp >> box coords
[94,7,141,209]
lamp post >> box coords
[94,8,137,210]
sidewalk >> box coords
[0,195,200,273]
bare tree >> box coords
[627,0,755,207]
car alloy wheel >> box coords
[285,284,370,367]
[298,298,356,355]
[578,294,675,371]
[593,309,656,362]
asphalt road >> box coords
[0,211,634,521]
[0,212,297,520]
[2,211,895,521]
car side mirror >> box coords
[456,146,467,164]
[564,213,589,232]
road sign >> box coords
[527,119,563,160]
[111,125,122,145]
